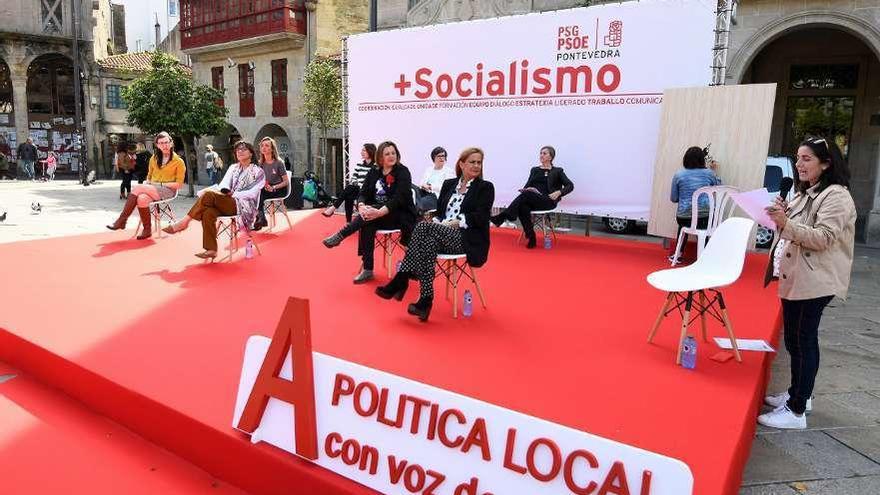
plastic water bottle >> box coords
[245,239,254,259]
[544,234,552,249]
[462,290,473,317]
[681,335,697,370]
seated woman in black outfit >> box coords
[323,141,417,284]
[322,143,376,222]
[375,147,494,322]
[490,146,574,248]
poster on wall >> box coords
[346,0,714,219]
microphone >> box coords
[779,177,794,200]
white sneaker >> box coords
[764,391,812,413]
[757,405,807,429]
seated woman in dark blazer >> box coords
[323,141,417,284]
[490,146,574,248]
[375,147,494,322]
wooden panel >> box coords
[648,84,777,239]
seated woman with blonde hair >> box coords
[162,140,266,259]
[107,131,184,240]
[375,147,494,322]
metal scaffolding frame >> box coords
[711,0,737,86]
[341,36,351,188]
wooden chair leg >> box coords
[470,266,486,308]
[676,292,694,365]
[452,269,459,318]
[720,307,742,362]
[699,291,708,342]
[648,293,674,343]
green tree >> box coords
[301,57,343,187]
[122,52,228,197]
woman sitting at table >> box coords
[322,141,417,284]
[375,147,494,322]
[107,131,184,240]
[162,140,265,259]
[490,146,573,248]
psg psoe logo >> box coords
[232,299,694,495]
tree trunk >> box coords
[182,136,196,197]
[320,126,328,189]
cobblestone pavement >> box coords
[2,179,878,494]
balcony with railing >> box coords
[181,0,306,52]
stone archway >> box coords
[208,124,243,171]
[728,11,880,85]
[25,53,84,175]
[0,58,13,159]
[255,123,292,169]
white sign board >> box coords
[346,0,714,219]
[233,336,693,494]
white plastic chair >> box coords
[435,254,486,318]
[517,208,559,245]
[134,189,179,239]
[214,215,262,263]
[263,171,293,231]
[670,185,739,266]
[647,217,755,364]
[374,188,419,276]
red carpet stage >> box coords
[0,211,780,494]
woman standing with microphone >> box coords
[759,137,856,430]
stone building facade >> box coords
[377,0,880,244]
[0,0,116,176]
[181,0,369,189]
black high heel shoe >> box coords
[407,297,433,322]
[375,272,410,301]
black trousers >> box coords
[499,191,556,239]
[337,213,401,271]
[256,187,287,223]
[120,170,134,196]
[782,295,834,415]
[333,184,361,222]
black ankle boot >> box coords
[407,297,433,322]
[376,271,410,301]
[526,235,537,249]
[490,213,506,227]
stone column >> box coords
[867,136,880,246]
[10,74,28,155]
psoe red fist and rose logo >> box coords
[388,19,625,102]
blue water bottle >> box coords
[681,335,697,369]
[544,234,552,249]
[462,290,473,317]
[245,239,254,259]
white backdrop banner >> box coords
[346,0,714,218]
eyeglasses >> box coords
[436,155,447,159]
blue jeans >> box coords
[22,160,35,179]
[782,295,834,414]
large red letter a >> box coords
[237,297,318,460]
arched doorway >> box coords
[740,25,880,242]
[209,124,242,172]
[254,123,292,170]
[26,53,84,175]
[0,58,14,159]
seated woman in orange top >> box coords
[107,131,185,239]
